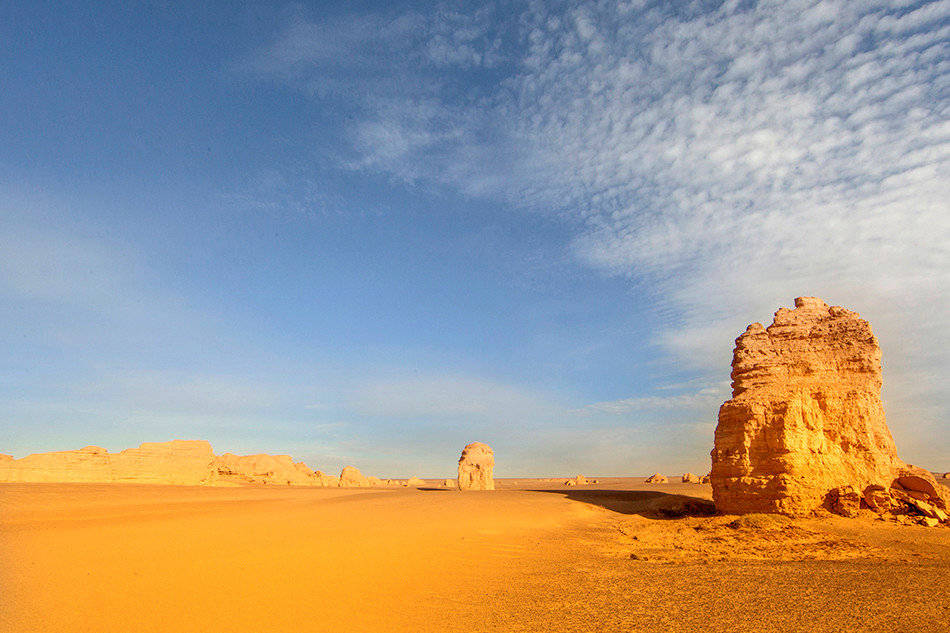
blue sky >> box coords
[1,0,947,476]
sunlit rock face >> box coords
[338,465,370,487]
[457,442,494,491]
[711,297,905,515]
[212,453,333,486]
[0,440,215,485]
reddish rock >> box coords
[830,486,861,518]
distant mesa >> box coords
[0,440,377,489]
[645,473,667,484]
[457,442,494,491]
[710,297,949,526]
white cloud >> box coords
[248,1,949,466]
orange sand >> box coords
[2,479,949,632]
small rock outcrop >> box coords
[645,473,667,484]
[406,476,426,487]
[682,473,701,484]
[457,442,494,491]
[339,466,368,487]
[213,453,331,486]
[710,297,949,524]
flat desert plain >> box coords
[2,479,949,632]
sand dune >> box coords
[3,478,949,632]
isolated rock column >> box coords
[457,442,494,490]
[710,297,905,515]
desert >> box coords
[3,298,949,632]
[3,477,950,632]
[3,4,948,631]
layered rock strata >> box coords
[711,297,948,523]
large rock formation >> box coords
[711,297,948,521]
[457,442,494,491]
[0,440,215,485]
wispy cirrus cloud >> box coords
[247,1,948,463]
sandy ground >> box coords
[2,478,949,633]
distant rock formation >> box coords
[0,440,215,485]
[406,476,426,487]
[443,478,455,488]
[339,466,368,487]
[645,473,667,484]
[711,297,948,524]
[457,442,494,491]
[682,473,701,484]
[213,453,332,486]
[0,440,353,488]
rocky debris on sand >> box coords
[645,473,668,484]
[339,466,369,487]
[710,297,949,526]
[682,473,701,484]
[457,442,494,491]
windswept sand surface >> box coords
[2,479,949,632]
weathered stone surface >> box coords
[710,298,949,526]
[711,298,905,516]
[682,473,701,484]
[830,485,861,518]
[645,473,668,484]
[0,440,215,485]
[457,442,494,491]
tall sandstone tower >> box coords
[711,297,904,515]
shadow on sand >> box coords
[529,489,716,519]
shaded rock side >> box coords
[0,440,215,485]
[457,442,494,491]
[711,297,906,515]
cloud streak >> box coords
[248,0,949,465]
